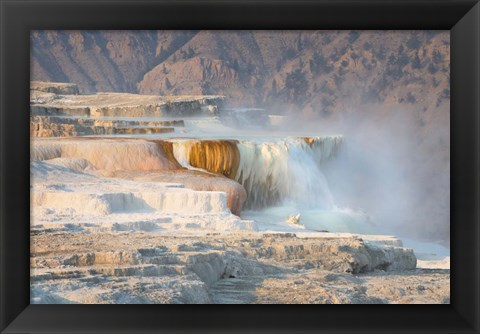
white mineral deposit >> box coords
[30,81,449,304]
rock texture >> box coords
[31,81,80,95]
[30,158,449,304]
[29,80,450,304]
[31,138,179,172]
[30,83,223,137]
[30,116,180,137]
[30,228,451,304]
[113,170,247,216]
[31,31,449,118]
[31,138,248,215]
[31,90,224,118]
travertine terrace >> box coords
[30,82,450,304]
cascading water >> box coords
[236,138,337,209]
[170,135,375,234]
[171,136,341,210]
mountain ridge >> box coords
[31,30,449,117]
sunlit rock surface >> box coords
[29,81,450,304]
[31,160,252,227]
[30,153,447,305]
[31,81,80,95]
[30,227,449,305]
[31,115,184,137]
[31,138,179,173]
[31,138,247,215]
[113,170,247,216]
[31,87,224,118]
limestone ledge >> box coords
[30,115,181,137]
[30,82,225,118]
[30,231,423,304]
[31,81,80,95]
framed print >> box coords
[1,0,479,333]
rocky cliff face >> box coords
[31,30,449,117]
[31,31,195,93]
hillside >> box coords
[31,30,449,116]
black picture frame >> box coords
[1,0,479,333]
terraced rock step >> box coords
[210,277,262,304]
[29,81,450,304]
[31,81,80,95]
[31,115,184,137]
[31,85,225,118]
[30,81,221,137]
[114,127,174,135]
[32,115,185,127]
[29,231,449,304]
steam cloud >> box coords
[276,102,450,245]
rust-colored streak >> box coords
[187,140,240,179]
[303,137,315,146]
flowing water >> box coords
[168,134,378,234]
[31,107,450,265]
